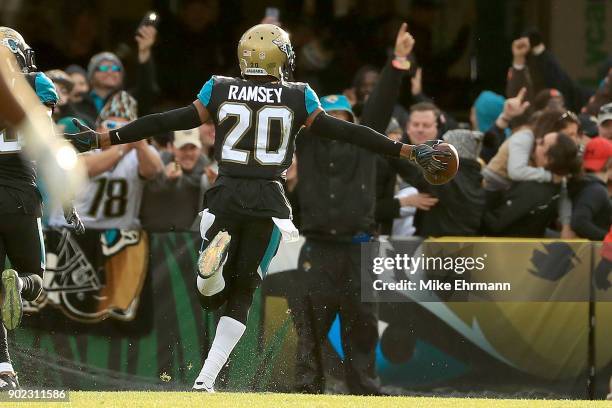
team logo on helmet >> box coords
[0,27,36,73]
[272,38,291,60]
[272,38,295,78]
[2,38,19,54]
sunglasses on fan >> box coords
[96,64,122,73]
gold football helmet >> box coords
[237,24,295,81]
[0,27,36,73]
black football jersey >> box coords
[0,72,58,197]
[198,75,321,180]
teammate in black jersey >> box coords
[0,27,85,390]
[67,23,450,392]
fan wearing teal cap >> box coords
[319,95,357,123]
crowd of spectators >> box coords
[10,1,607,241]
[35,18,219,233]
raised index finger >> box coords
[397,22,408,37]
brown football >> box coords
[423,142,459,185]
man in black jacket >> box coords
[376,102,453,237]
[384,127,487,237]
[293,95,382,395]
[291,24,415,395]
[570,137,612,240]
[418,130,486,237]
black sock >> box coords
[20,275,43,302]
[225,286,255,325]
[0,324,10,366]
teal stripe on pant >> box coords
[37,218,45,270]
[259,226,281,279]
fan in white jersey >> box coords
[49,91,162,229]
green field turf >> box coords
[2,392,610,408]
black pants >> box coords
[197,212,276,324]
[0,213,44,278]
[291,239,381,395]
[0,212,45,366]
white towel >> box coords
[272,217,300,242]
[392,187,418,237]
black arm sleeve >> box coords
[109,104,201,145]
[309,112,403,157]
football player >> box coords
[0,27,84,389]
[67,24,449,392]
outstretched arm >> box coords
[306,109,450,174]
[66,100,209,151]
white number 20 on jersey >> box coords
[218,102,294,165]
